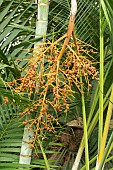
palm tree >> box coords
[19,0,50,165]
[0,0,113,170]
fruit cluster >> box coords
[8,38,98,143]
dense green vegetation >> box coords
[0,0,113,169]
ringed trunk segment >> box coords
[34,0,49,91]
[19,125,34,164]
[34,0,49,50]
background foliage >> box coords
[0,0,113,170]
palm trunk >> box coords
[34,0,49,49]
[19,123,34,164]
[19,0,49,165]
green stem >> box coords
[80,77,89,170]
[95,5,105,169]
[98,84,113,168]
[38,138,50,170]
[71,83,112,170]
[99,5,104,151]
[80,155,97,170]
[98,132,113,170]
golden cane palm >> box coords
[19,0,50,166]
[0,0,113,170]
